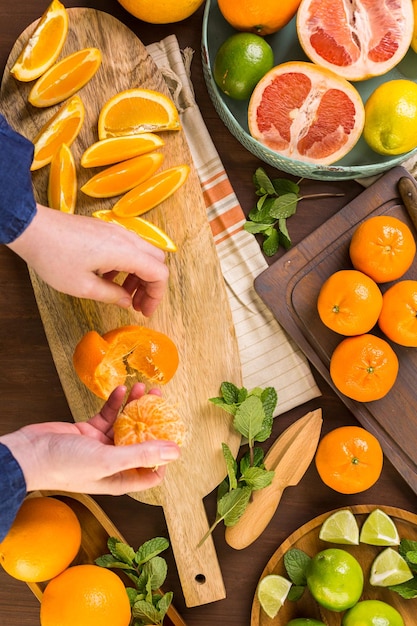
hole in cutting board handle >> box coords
[195,574,206,585]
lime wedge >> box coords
[370,547,413,586]
[257,574,292,619]
[360,509,400,546]
[319,509,360,545]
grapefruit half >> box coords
[248,61,365,165]
[297,0,414,81]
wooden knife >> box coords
[225,409,323,550]
[398,176,417,231]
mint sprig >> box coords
[96,536,173,625]
[244,167,344,256]
[389,538,417,598]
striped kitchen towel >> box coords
[147,35,320,415]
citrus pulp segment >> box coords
[369,547,413,587]
[28,47,102,107]
[80,134,165,168]
[48,143,77,213]
[217,0,301,35]
[296,0,414,81]
[257,574,292,619]
[114,395,186,446]
[93,210,177,252]
[319,509,360,545]
[31,95,85,171]
[10,0,69,82]
[248,61,365,165]
[111,164,190,218]
[81,152,164,198]
[98,88,181,139]
[359,509,400,546]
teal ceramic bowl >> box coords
[201,0,417,181]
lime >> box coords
[306,548,363,612]
[363,79,417,155]
[342,600,405,626]
[359,509,400,546]
[319,509,360,545]
[286,620,326,626]
[257,574,292,619]
[369,547,413,587]
[213,33,274,100]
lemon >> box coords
[213,33,274,100]
[369,547,413,587]
[257,574,292,619]
[342,600,405,626]
[306,548,363,612]
[116,0,204,23]
[359,509,400,546]
[319,509,360,545]
[364,79,417,155]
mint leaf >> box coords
[219,486,252,526]
[389,577,417,599]
[284,548,311,586]
[233,395,265,444]
[241,466,274,490]
[135,537,169,566]
[262,228,280,257]
[272,177,300,196]
[268,193,298,219]
[222,442,238,490]
[288,584,305,602]
[253,167,276,195]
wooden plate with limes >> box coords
[251,504,417,625]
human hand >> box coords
[0,383,180,495]
[7,204,169,316]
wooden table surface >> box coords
[1,2,416,625]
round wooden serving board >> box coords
[251,504,417,625]
[1,8,242,608]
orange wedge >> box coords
[111,164,190,218]
[98,88,181,139]
[28,47,102,107]
[93,210,177,252]
[80,133,165,168]
[80,152,164,198]
[10,0,69,82]
[48,143,77,213]
[31,95,85,171]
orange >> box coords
[93,210,177,252]
[296,0,414,81]
[116,0,205,23]
[0,496,81,582]
[81,152,164,198]
[80,133,165,168]
[29,47,102,107]
[317,269,383,336]
[349,215,416,283]
[378,280,417,347]
[329,334,399,402]
[248,61,365,165]
[114,394,186,446]
[218,0,301,35]
[48,143,77,213]
[10,0,68,82]
[111,164,190,218]
[98,88,181,139]
[31,95,85,171]
[40,564,131,626]
[315,426,384,494]
[73,325,179,399]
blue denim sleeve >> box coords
[0,443,27,541]
[0,114,37,245]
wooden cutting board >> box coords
[251,505,417,625]
[1,8,242,607]
[254,166,417,495]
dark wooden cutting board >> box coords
[1,8,242,607]
[254,166,417,494]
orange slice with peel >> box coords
[73,325,179,399]
[80,152,164,198]
[98,88,181,139]
[31,95,85,171]
[80,133,165,168]
[48,143,77,213]
[93,210,177,252]
[28,47,102,107]
[111,164,190,218]
[114,395,186,447]
[10,0,69,82]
